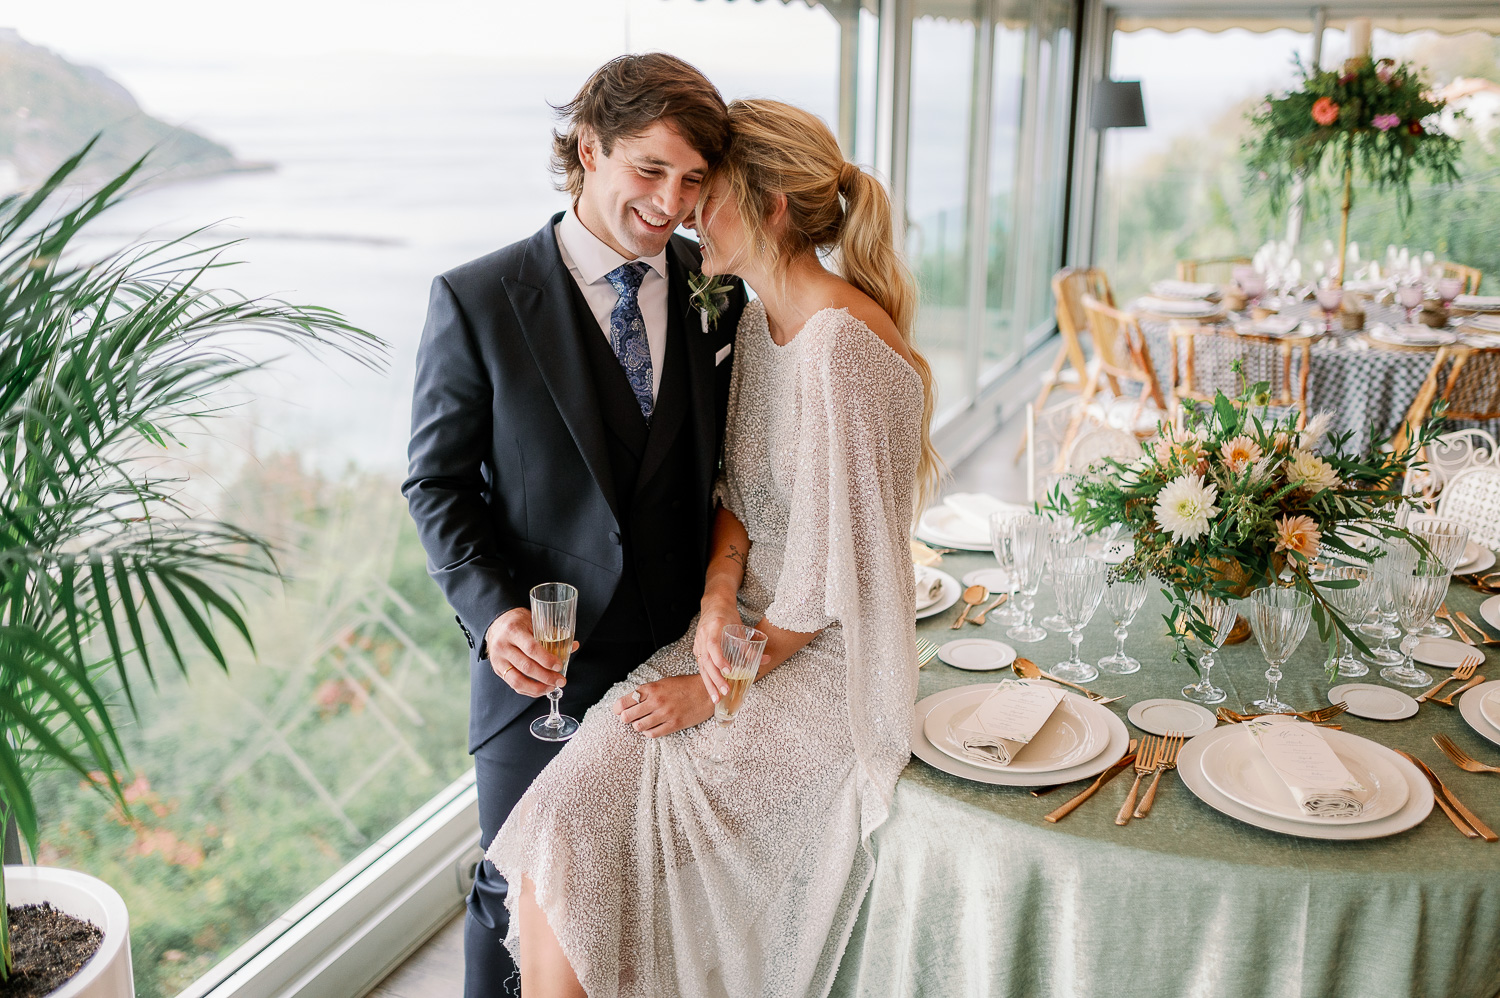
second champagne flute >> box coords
[529,582,579,742]
[710,624,767,764]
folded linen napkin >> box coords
[943,492,1027,540]
[1454,294,1500,310]
[1135,296,1219,315]
[1245,719,1366,818]
[954,681,1067,766]
[1235,316,1301,337]
[1151,279,1219,300]
[914,565,945,607]
[1463,313,1500,333]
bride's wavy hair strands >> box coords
[716,98,942,513]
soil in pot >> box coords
[0,902,103,998]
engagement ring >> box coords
[632,689,644,704]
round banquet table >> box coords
[1135,299,1500,455]
[830,549,1500,998]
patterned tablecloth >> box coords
[831,550,1500,998]
[1136,299,1500,454]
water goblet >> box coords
[1360,537,1414,665]
[1097,575,1148,675]
[1247,586,1313,714]
[1315,284,1343,334]
[1407,516,1469,637]
[1005,514,1051,644]
[1181,593,1236,704]
[1321,565,1375,678]
[529,582,580,742]
[1438,276,1464,307]
[1397,281,1425,323]
[987,511,1024,625]
[1381,559,1448,688]
[709,624,768,763]
[1051,556,1107,683]
[1042,525,1087,632]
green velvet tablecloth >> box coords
[831,552,1500,998]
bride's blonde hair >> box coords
[718,98,941,513]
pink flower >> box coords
[1274,515,1322,561]
[1373,113,1401,132]
[1376,59,1395,83]
[1312,97,1341,126]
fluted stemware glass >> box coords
[1247,587,1313,713]
[1051,556,1107,683]
[1360,538,1412,665]
[1181,593,1237,704]
[987,511,1024,625]
[1408,517,1469,637]
[1042,520,1086,632]
[529,582,580,742]
[1097,575,1148,675]
[1321,565,1375,678]
[1006,514,1050,643]
[1382,559,1448,688]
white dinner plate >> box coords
[910,685,1129,787]
[1482,595,1500,635]
[924,685,1109,773]
[1482,685,1500,731]
[1327,683,1418,720]
[937,638,1017,672]
[1459,683,1500,748]
[1198,724,1408,825]
[1411,637,1484,670]
[1177,727,1432,839]
[915,570,961,620]
[914,506,992,551]
[962,568,1013,593]
[1456,548,1496,576]
[1126,699,1218,737]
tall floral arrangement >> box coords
[1243,54,1463,282]
[1050,371,1441,673]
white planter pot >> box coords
[3,866,134,998]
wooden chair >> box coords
[1393,345,1500,458]
[1440,261,1483,296]
[1053,296,1168,471]
[1015,267,1114,462]
[1167,322,1312,427]
[1177,256,1251,284]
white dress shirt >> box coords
[554,208,669,400]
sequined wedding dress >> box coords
[487,299,922,998]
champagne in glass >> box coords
[529,582,580,742]
[711,624,767,763]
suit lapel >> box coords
[505,217,621,524]
[668,239,719,491]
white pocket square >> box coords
[715,343,732,366]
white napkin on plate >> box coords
[914,565,944,607]
[954,681,1066,766]
[1454,294,1500,310]
[1136,296,1219,315]
[1151,279,1219,300]
[943,492,1025,540]
[1235,316,1301,337]
[1246,719,1366,818]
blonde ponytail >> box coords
[721,99,942,516]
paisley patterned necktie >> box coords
[604,261,654,421]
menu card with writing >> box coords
[1246,719,1367,818]
[954,681,1066,766]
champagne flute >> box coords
[1382,558,1448,688]
[1360,537,1411,665]
[1247,586,1313,713]
[1042,518,1086,632]
[529,582,579,742]
[1006,514,1050,643]
[710,624,767,764]
[1407,516,1469,637]
[1051,556,1107,683]
[1321,565,1375,678]
[1097,574,1148,675]
[1181,593,1236,704]
[987,511,1024,625]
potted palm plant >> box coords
[0,141,383,995]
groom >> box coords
[402,54,747,996]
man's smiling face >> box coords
[574,121,708,260]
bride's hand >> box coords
[693,594,740,703]
[612,675,714,738]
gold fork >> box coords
[916,638,939,669]
[1432,733,1500,775]
[1435,675,1486,707]
[1116,736,1162,826]
[1439,605,1478,646]
[1416,661,1478,703]
[1133,732,1185,818]
[1456,610,1500,646]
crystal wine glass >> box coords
[1315,283,1344,334]
[1097,574,1148,675]
[1321,564,1375,678]
[1407,516,1469,638]
[1438,276,1464,307]
[709,624,768,763]
[1042,520,1087,632]
[988,511,1024,625]
[1397,281,1425,323]
[1051,556,1107,683]
[1360,537,1413,665]
[1006,514,1051,644]
[1247,586,1313,713]
[1382,559,1448,688]
[529,582,580,742]
[1181,593,1236,704]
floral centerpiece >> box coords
[1048,370,1442,673]
[1243,54,1463,284]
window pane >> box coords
[981,19,1029,371]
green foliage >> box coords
[0,139,382,974]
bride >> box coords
[485,97,940,998]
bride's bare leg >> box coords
[517,874,585,998]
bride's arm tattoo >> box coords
[726,544,747,569]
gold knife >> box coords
[1045,745,1139,823]
[1395,749,1496,842]
[1032,739,1137,797]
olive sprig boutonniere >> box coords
[687,271,733,333]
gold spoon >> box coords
[1012,657,1106,700]
[950,585,988,629]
